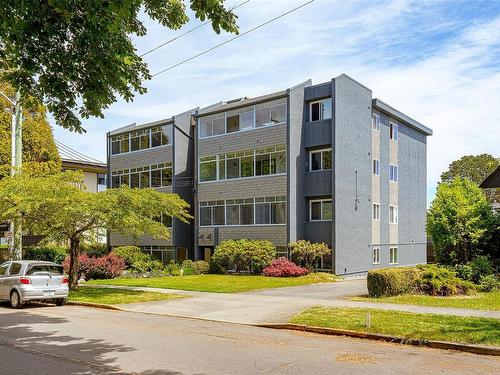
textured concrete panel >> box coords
[110,146,173,171]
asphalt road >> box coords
[0,304,498,375]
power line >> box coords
[140,0,251,58]
[152,0,315,77]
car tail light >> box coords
[19,277,31,285]
[62,277,69,284]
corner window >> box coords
[373,248,380,264]
[309,199,332,221]
[310,98,332,122]
[372,114,380,131]
[309,148,332,172]
[390,247,398,264]
[373,159,380,175]
[390,164,398,182]
[372,203,380,220]
[390,205,398,224]
[390,122,398,141]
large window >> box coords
[111,163,172,188]
[111,125,172,155]
[199,145,286,182]
[390,122,399,141]
[372,114,380,131]
[309,148,332,171]
[309,98,332,122]
[390,247,398,264]
[309,199,332,221]
[390,205,398,224]
[199,196,286,226]
[199,99,286,138]
[390,164,398,182]
[140,246,174,265]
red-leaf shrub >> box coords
[63,254,125,280]
[263,257,310,277]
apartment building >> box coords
[106,111,194,263]
[108,74,432,274]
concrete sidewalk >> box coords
[83,281,500,324]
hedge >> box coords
[367,267,421,297]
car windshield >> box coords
[26,265,63,276]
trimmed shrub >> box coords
[289,240,331,269]
[62,254,125,280]
[469,256,494,284]
[24,246,67,264]
[367,267,420,297]
[455,263,473,281]
[478,275,499,292]
[263,257,309,277]
[192,260,209,275]
[211,239,276,274]
[417,265,475,296]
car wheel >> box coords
[10,290,23,309]
[54,298,67,306]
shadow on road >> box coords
[0,307,181,374]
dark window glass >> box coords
[121,137,129,153]
[310,201,322,220]
[200,161,217,182]
[226,205,239,225]
[111,141,120,155]
[112,176,120,188]
[151,131,162,147]
[130,173,140,188]
[227,115,240,133]
[226,158,239,179]
[218,159,225,180]
[240,204,254,225]
[130,137,140,151]
[162,214,172,227]
[255,203,270,224]
[97,174,106,186]
[311,102,320,121]
[121,174,129,187]
[140,171,149,188]
[161,125,172,145]
[151,170,162,187]
[256,154,270,175]
[8,262,22,275]
[240,156,254,178]
[271,202,286,224]
[162,168,172,186]
[311,152,321,171]
[213,206,225,225]
[200,207,212,226]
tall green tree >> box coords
[427,177,493,265]
[0,1,239,132]
[0,82,61,177]
[441,154,499,185]
[0,171,191,289]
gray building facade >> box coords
[107,74,432,274]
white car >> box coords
[0,260,69,308]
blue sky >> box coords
[52,0,500,204]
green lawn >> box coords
[290,306,500,346]
[351,291,500,311]
[87,273,337,293]
[69,287,185,305]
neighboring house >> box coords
[107,74,432,274]
[480,165,500,213]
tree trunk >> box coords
[68,237,81,290]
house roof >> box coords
[480,165,500,188]
[56,140,106,173]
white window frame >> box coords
[390,247,398,264]
[309,199,333,222]
[389,164,398,183]
[373,159,380,176]
[309,98,332,122]
[372,114,380,131]
[373,247,380,264]
[372,203,380,221]
[390,205,398,224]
[309,148,332,172]
[390,122,399,142]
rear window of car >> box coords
[8,262,22,275]
[26,265,63,276]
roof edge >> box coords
[373,98,433,136]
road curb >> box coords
[66,301,124,311]
[257,323,500,356]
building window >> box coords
[390,122,398,141]
[373,247,380,264]
[151,126,172,148]
[140,246,174,265]
[110,125,172,155]
[199,196,286,227]
[372,114,380,131]
[309,148,332,172]
[310,98,332,122]
[390,164,398,182]
[373,159,380,175]
[309,199,332,221]
[372,203,380,220]
[390,247,398,264]
[111,163,172,188]
[199,99,286,138]
[199,145,286,182]
[390,205,398,224]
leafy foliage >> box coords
[263,257,310,277]
[112,246,146,267]
[62,254,126,280]
[416,265,475,296]
[478,275,499,292]
[469,256,494,284]
[24,246,67,264]
[0,82,60,177]
[427,177,493,265]
[441,154,499,185]
[191,260,209,275]
[367,267,421,297]
[289,240,331,269]
[212,239,276,274]
[0,1,238,132]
